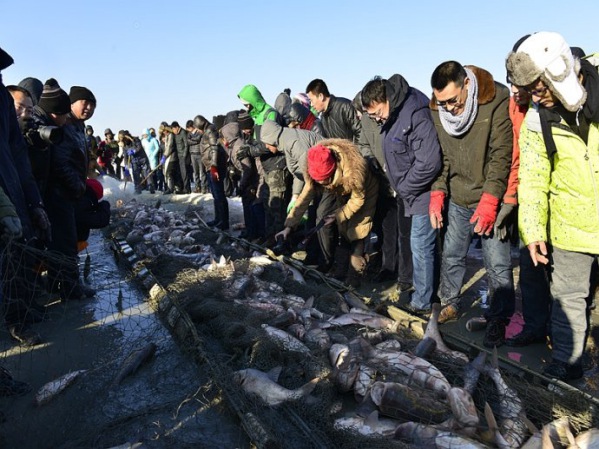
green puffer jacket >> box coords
[518,109,599,253]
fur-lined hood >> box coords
[304,138,367,195]
[429,65,497,110]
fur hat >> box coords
[506,31,586,112]
[38,78,71,115]
[307,144,336,182]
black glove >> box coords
[236,145,251,162]
[0,216,22,240]
[493,203,516,241]
[31,207,52,242]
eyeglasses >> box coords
[366,104,384,119]
[523,83,549,97]
[436,95,460,108]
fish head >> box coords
[329,344,349,367]
[447,387,479,427]
[232,370,247,385]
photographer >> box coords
[2,65,53,345]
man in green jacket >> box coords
[429,61,515,348]
[506,31,599,381]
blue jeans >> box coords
[550,247,595,365]
[439,201,515,320]
[410,214,437,310]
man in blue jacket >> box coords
[361,75,442,314]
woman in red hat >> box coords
[276,138,378,287]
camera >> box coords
[23,119,63,150]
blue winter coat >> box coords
[380,75,442,216]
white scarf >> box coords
[439,67,479,137]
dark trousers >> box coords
[316,190,338,269]
[373,193,398,273]
[264,169,289,236]
[396,198,414,284]
[190,153,203,191]
[45,188,80,299]
[208,168,229,229]
[132,157,154,193]
[178,157,191,193]
[519,246,551,336]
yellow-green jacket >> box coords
[518,108,599,253]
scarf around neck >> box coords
[439,67,479,137]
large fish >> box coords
[446,386,479,428]
[322,313,399,331]
[369,381,450,423]
[364,342,451,398]
[232,366,319,407]
[329,342,360,392]
[572,428,599,449]
[36,369,87,406]
[353,363,377,401]
[261,324,310,354]
[521,416,573,449]
[394,422,488,449]
[333,410,399,438]
[304,328,332,351]
[112,343,157,387]
[479,349,528,448]
[423,303,469,364]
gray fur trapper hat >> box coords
[506,31,586,112]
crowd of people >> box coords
[0,30,597,398]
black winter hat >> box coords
[237,111,254,131]
[38,78,71,115]
[18,77,43,105]
[104,128,114,136]
[69,86,96,105]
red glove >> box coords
[429,191,446,229]
[470,192,500,235]
[210,166,219,182]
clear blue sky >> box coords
[2,0,596,136]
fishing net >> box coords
[2,197,598,449]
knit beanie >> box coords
[37,78,71,115]
[307,144,336,182]
[69,86,96,105]
[86,178,104,200]
[18,77,43,105]
[237,111,254,131]
[506,31,586,112]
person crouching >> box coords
[276,139,378,287]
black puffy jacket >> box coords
[199,125,227,170]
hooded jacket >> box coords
[380,74,442,215]
[518,104,599,254]
[141,129,161,170]
[238,84,286,172]
[430,66,512,208]
[285,138,378,241]
[261,120,321,196]
[220,122,259,197]
[320,95,362,142]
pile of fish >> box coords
[111,201,597,449]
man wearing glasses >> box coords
[506,32,599,381]
[429,61,514,349]
[360,75,442,315]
